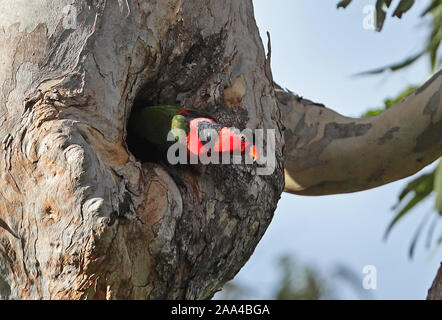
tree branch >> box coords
[277,69,442,195]
[427,263,442,300]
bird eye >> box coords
[240,134,246,142]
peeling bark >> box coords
[0,0,440,300]
[428,263,442,300]
[0,0,283,299]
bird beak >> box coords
[248,145,259,162]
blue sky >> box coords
[217,0,441,299]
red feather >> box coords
[186,118,250,157]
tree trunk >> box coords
[427,263,442,300]
[0,0,440,300]
[0,0,283,299]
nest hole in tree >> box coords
[126,85,175,164]
[126,31,227,166]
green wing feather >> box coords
[129,105,190,145]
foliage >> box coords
[338,0,414,31]
[338,0,442,73]
[339,0,442,258]
[215,256,331,300]
[361,85,418,117]
[274,257,330,300]
[364,84,442,258]
[216,256,371,300]
[361,84,441,258]
[387,171,438,257]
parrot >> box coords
[128,105,259,163]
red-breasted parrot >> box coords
[128,105,259,162]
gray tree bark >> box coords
[278,71,442,196]
[0,0,440,299]
[0,0,283,299]
[427,263,442,300]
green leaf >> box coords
[375,0,393,31]
[361,109,383,118]
[361,86,418,118]
[409,174,436,199]
[383,86,418,108]
[275,256,328,300]
[385,194,427,239]
[426,214,439,248]
[346,0,442,74]
[392,0,415,19]
[337,0,352,9]
[408,211,432,258]
[354,52,423,76]
[396,173,435,204]
[434,160,442,215]
[421,0,442,17]
[385,172,434,239]
[426,4,442,71]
